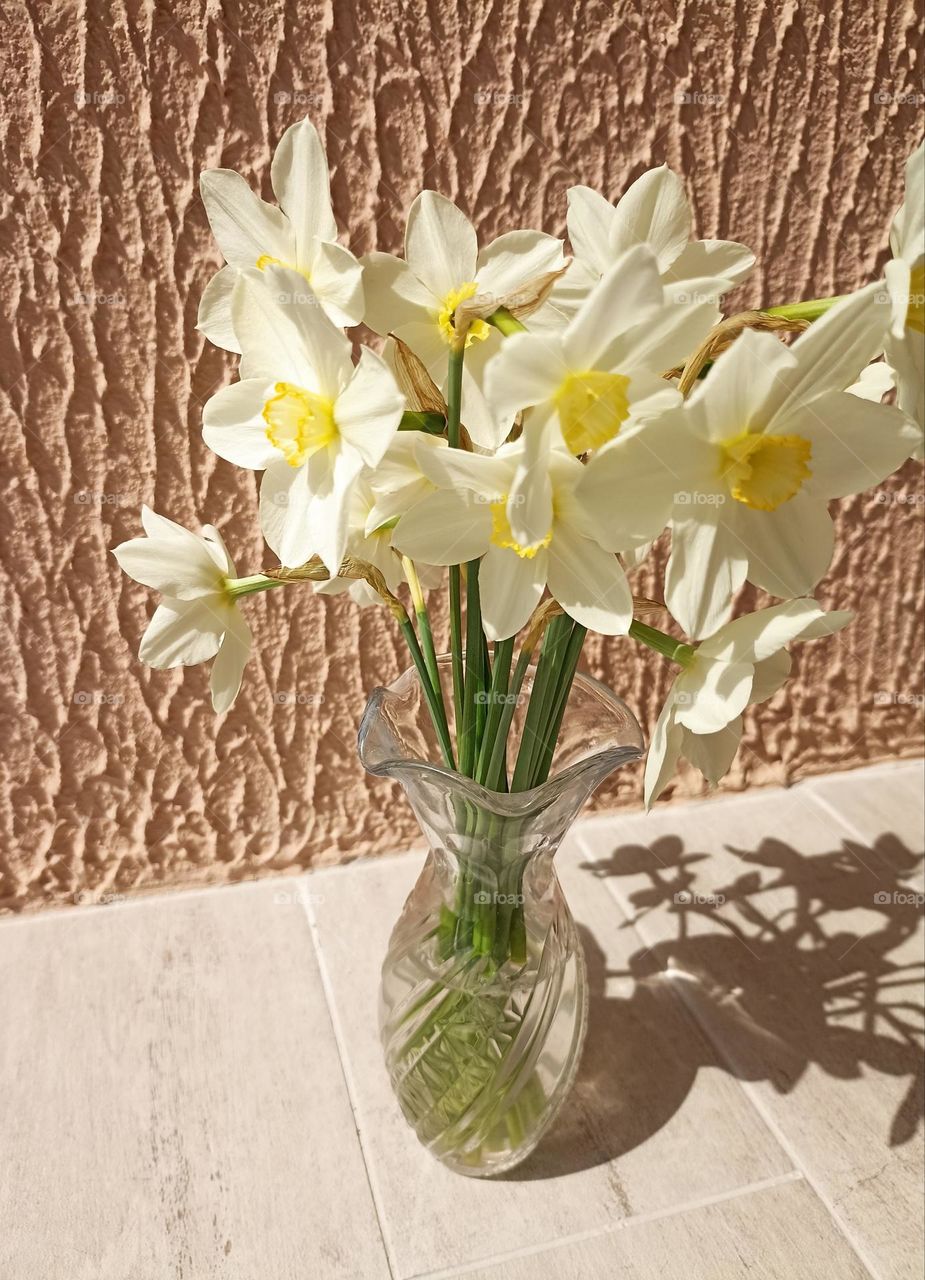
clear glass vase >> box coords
[358,657,644,1177]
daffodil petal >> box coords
[563,245,664,368]
[644,697,684,809]
[682,717,744,785]
[114,530,224,600]
[308,239,365,327]
[335,346,404,467]
[405,191,478,300]
[578,417,713,552]
[270,117,338,253]
[734,494,835,599]
[199,168,293,266]
[546,525,633,635]
[780,390,920,499]
[684,327,797,444]
[138,599,227,668]
[674,656,754,735]
[233,265,351,394]
[663,238,756,290]
[566,185,618,275]
[202,379,283,469]
[393,490,492,565]
[197,265,241,353]
[210,606,253,713]
[475,229,565,302]
[698,598,853,664]
[665,505,747,640]
[360,252,435,335]
[608,165,691,271]
[483,332,565,424]
[478,544,546,641]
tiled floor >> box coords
[0,761,922,1279]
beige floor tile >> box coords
[0,884,390,1280]
[450,1177,872,1280]
[575,771,924,1280]
[307,841,795,1279]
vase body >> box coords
[358,659,643,1176]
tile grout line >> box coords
[406,1170,806,1280]
[297,883,400,1280]
[807,778,919,853]
[573,828,885,1280]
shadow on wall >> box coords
[508,832,924,1180]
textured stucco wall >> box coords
[1,0,922,911]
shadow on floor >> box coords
[509,831,924,1180]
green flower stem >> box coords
[475,638,515,785]
[398,614,456,770]
[629,619,696,667]
[510,615,574,792]
[763,295,846,323]
[486,307,527,336]
[225,573,290,599]
[446,344,467,737]
[459,558,486,778]
[530,622,587,789]
[403,557,455,770]
[481,642,535,793]
[398,409,446,433]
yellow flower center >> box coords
[489,494,552,559]
[262,382,337,467]
[256,254,312,286]
[906,258,925,334]
[437,282,490,347]
[721,431,812,511]
[553,370,631,455]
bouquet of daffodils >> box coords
[115,122,923,809]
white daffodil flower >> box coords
[364,429,447,531]
[579,284,920,639]
[393,438,634,640]
[202,265,404,575]
[533,164,754,331]
[113,507,252,713]
[883,139,924,452]
[362,191,566,449]
[198,118,364,351]
[644,599,853,807]
[316,475,443,607]
[315,477,405,607]
[483,245,712,545]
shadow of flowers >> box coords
[512,830,923,1180]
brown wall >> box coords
[1,1,922,911]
